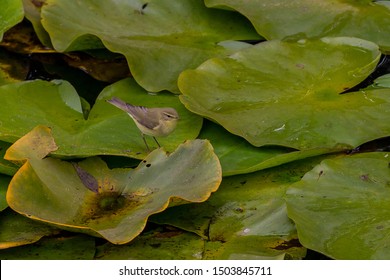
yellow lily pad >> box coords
[5,126,222,244]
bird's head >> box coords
[161,108,179,122]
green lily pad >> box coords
[0,234,95,259]
[0,209,59,249]
[286,152,390,259]
[179,37,389,151]
[373,73,390,88]
[5,125,222,244]
[205,0,390,53]
[204,236,305,260]
[0,141,17,176]
[199,121,340,176]
[41,0,260,92]
[0,78,202,158]
[0,175,10,211]
[152,155,328,259]
[96,229,204,260]
[0,0,24,41]
[22,0,52,47]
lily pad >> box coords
[203,236,305,260]
[0,141,17,176]
[373,73,390,88]
[0,78,202,158]
[179,37,389,151]
[41,0,260,92]
[0,0,24,41]
[96,229,204,260]
[199,121,340,176]
[0,175,10,211]
[22,0,52,47]
[152,155,328,259]
[205,0,390,53]
[0,234,95,259]
[0,209,59,249]
[5,125,222,244]
[286,152,390,259]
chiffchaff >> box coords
[107,97,179,150]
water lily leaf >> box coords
[5,125,222,244]
[205,0,390,53]
[373,73,390,88]
[0,234,95,259]
[41,0,260,92]
[0,78,202,158]
[22,0,52,47]
[0,18,55,55]
[286,152,390,259]
[0,209,59,249]
[152,155,328,259]
[0,141,18,176]
[199,121,340,176]
[0,175,10,211]
[179,37,389,151]
[96,229,204,260]
[61,51,131,83]
[204,236,305,260]
[0,0,24,41]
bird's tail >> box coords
[106,97,130,112]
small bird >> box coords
[106,97,179,151]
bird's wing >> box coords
[107,97,160,129]
[126,105,160,130]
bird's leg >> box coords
[142,134,150,151]
[153,137,161,148]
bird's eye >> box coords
[164,113,175,118]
